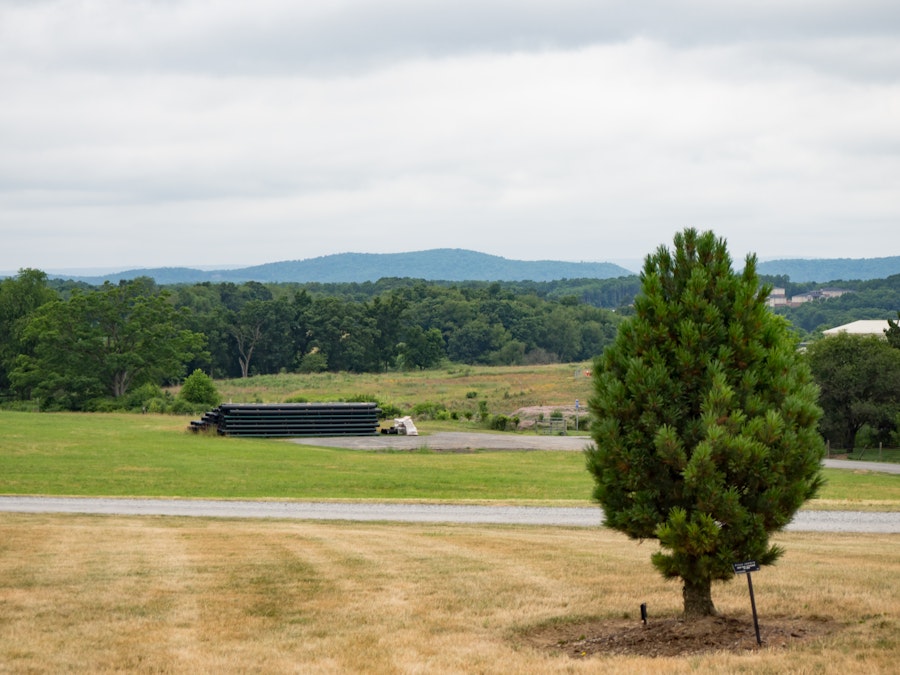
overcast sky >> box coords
[2,0,899,274]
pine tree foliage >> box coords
[586,229,825,618]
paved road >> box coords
[2,433,894,532]
[1,496,897,533]
[291,432,900,474]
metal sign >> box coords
[732,560,762,645]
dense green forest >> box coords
[2,269,898,428]
[1,272,628,408]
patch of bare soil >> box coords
[513,405,582,430]
[519,614,840,658]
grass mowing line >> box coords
[1,411,897,508]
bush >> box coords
[854,424,879,450]
[297,351,328,373]
[123,382,166,411]
[379,403,403,419]
[178,369,221,408]
[410,400,448,420]
[145,397,169,414]
[84,397,121,413]
[170,398,205,415]
[490,414,510,431]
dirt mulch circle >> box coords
[519,614,841,658]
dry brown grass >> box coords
[0,514,896,674]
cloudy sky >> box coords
[2,0,898,274]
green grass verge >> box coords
[1,411,896,507]
[839,448,900,463]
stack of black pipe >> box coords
[190,402,381,437]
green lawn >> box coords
[0,412,591,501]
[1,411,897,506]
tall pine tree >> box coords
[586,228,825,618]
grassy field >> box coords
[0,513,896,673]
[1,410,898,509]
[212,363,597,415]
[2,366,898,672]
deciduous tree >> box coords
[11,279,205,409]
[0,268,56,394]
[806,332,900,449]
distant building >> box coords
[791,288,852,304]
[822,320,891,338]
[767,287,851,308]
[767,287,788,308]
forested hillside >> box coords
[2,268,898,411]
[756,256,900,282]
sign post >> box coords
[575,399,579,431]
[732,560,762,645]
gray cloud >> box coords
[3,1,898,76]
[1,1,898,271]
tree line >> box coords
[0,271,623,409]
[1,267,898,451]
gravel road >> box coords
[290,433,900,475]
[1,496,897,533]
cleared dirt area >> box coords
[520,613,841,658]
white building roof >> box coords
[822,320,891,337]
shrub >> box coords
[123,382,166,411]
[145,397,169,414]
[170,398,203,415]
[378,403,403,419]
[297,351,328,373]
[178,369,221,408]
[410,400,447,420]
[84,397,121,413]
[490,414,510,431]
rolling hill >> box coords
[46,249,636,284]
[27,251,900,285]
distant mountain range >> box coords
[24,250,900,285]
[43,249,636,284]
[755,257,900,283]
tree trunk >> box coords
[682,578,717,619]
